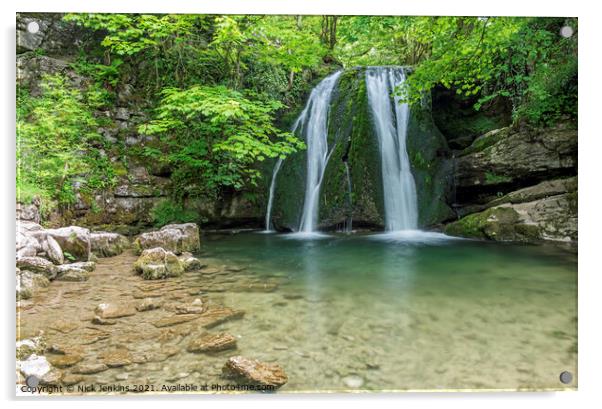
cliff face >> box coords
[444,125,577,245]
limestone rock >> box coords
[197,307,245,329]
[456,126,577,190]
[152,314,200,328]
[55,267,89,282]
[18,354,51,379]
[16,270,50,300]
[222,356,287,388]
[94,303,136,319]
[46,226,91,261]
[136,298,163,312]
[71,363,109,375]
[90,231,130,257]
[187,332,237,353]
[99,349,132,367]
[16,256,57,279]
[16,336,46,360]
[444,189,577,243]
[134,247,184,280]
[179,252,205,271]
[41,234,64,265]
[47,353,83,368]
[133,223,200,255]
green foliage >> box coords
[16,74,115,210]
[151,199,198,227]
[139,85,305,200]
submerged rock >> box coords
[187,332,237,353]
[90,231,130,257]
[136,298,164,312]
[134,247,184,279]
[47,353,83,368]
[197,306,245,329]
[222,356,287,388]
[179,252,205,271]
[133,223,200,255]
[99,349,132,367]
[342,374,365,388]
[71,363,109,375]
[152,314,200,328]
[55,267,89,282]
[94,303,136,319]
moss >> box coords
[484,172,513,185]
[460,128,509,156]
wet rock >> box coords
[222,356,288,388]
[90,231,130,257]
[94,303,136,319]
[46,226,91,261]
[16,270,50,300]
[92,316,116,325]
[72,363,109,375]
[133,223,200,255]
[18,354,51,378]
[179,252,205,271]
[100,349,132,367]
[16,257,57,280]
[187,332,237,353]
[47,353,83,368]
[136,298,163,312]
[38,373,67,389]
[134,247,184,279]
[16,336,46,360]
[175,298,205,314]
[153,314,200,328]
[197,307,245,329]
[61,374,85,386]
[55,267,89,282]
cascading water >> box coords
[264,72,341,232]
[365,67,418,231]
[264,158,283,232]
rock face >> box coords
[46,226,91,261]
[90,231,130,257]
[222,356,288,388]
[444,177,577,243]
[455,125,577,202]
[134,248,184,279]
[133,223,200,255]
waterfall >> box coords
[365,67,418,231]
[296,71,342,233]
[264,158,283,231]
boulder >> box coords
[40,235,64,265]
[55,267,89,282]
[134,247,184,280]
[222,356,288,388]
[58,261,96,272]
[444,189,577,243]
[187,332,237,353]
[18,354,51,379]
[90,231,130,257]
[133,223,200,255]
[179,252,205,271]
[16,257,57,279]
[16,231,41,258]
[46,226,91,261]
[16,336,46,360]
[16,269,50,300]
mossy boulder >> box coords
[134,247,184,280]
[133,223,200,255]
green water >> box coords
[201,231,577,391]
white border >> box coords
[2,1,600,408]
